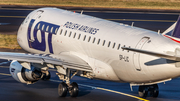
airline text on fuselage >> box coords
[64,21,99,35]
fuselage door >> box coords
[133,37,150,71]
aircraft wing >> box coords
[122,47,180,61]
[0,52,92,72]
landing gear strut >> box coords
[138,84,159,98]
[41,71,51,81]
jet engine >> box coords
[9,60,42,84]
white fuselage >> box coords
[17,8,180,84]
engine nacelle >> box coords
[9,60,42,84]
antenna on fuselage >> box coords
[131,22,134,27]
[81,10,83,15]
[158,30,160,35]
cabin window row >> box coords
[59,29,121,50]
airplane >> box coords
[1,7,180,98]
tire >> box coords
[42,71,51,81]
[69,82,79,97]
[58,82,68,97]
[138,86,148,98]
[152,84,159,97]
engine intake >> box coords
[10,60,42,84]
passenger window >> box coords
[42,25,45,30]
[73,33,76,38]
[97,39,100,44]
[64,30,67,36]
[102,40,105,46]
[93,38,96,43]
[60,29,63,35]
[78,34,81,39]
[83,35,86,41]
[69,31,72,37]
[113,43,116,48]
[46,26,49,31]
[38,23,40,29]
[55,28,58,34]
[117,44,121,50]
[108,41,111,47]
[51,27,53,33]
[88,36,91,42]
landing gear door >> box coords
[133,37,150,71]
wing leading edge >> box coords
[0,52,92,72]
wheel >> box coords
[138,86,148,98]
[69,82,79,97]
[42,71,51,81]
[58,82,68,97]
[151,84,159,97]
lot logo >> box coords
[27,19,60,53]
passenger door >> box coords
[133,37,150,71]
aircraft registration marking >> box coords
[119,55,129,62]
